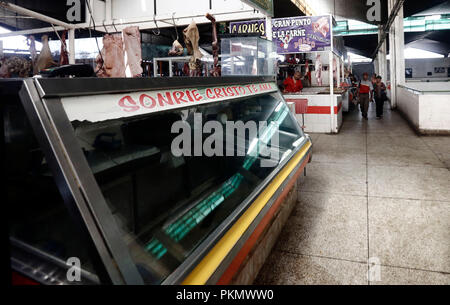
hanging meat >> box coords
[95,34,126,78]
[315,54,323,86]
[183,21,202,77]
[122,26,143,77]
[59,30,69,66]
[168,16,184,56]
[168,40,184,56]
[27,36,38,74]
[34,35,57,73]
[206,13,220,77]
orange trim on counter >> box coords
[216,152,311,285]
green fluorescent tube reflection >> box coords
[145,103,290,260]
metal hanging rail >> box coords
[0,1,76,29]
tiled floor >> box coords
[255,102,450,285]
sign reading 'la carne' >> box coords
[60,83,277,123]
[230,15,332,54]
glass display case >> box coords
[3,76,312,285]
[221,37,277,77]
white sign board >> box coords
[61,82,277,122]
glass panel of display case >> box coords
[68,92,303,283]
[221,37,277,76]
[3,91,100,284]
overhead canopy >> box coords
[344,29,450,59]
[404,30,450,55]
[306,0,449,25]
[341,0,450,58]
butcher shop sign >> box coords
[230,15,332,54]
[272,15,332,54]
[60,82,277,122]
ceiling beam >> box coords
[0,1,76,29]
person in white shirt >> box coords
[357,72,374,120]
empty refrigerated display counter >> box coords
[3,76,312,285]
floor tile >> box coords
[367,147,444,168]
[435,152,450,169]
[256,107,450,285]
[368,165,450,201]
[276,193,368,262]
[299,162,367,196]
[369,266,450,285]
[315,133,366,150]
[369,197,450,273]
[254,250,368,285]
[307,133,322,144]
[313,148,367,165]
[421,136,450,154]
[367,135,427,150]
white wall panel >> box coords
[419,95,450,132]
[112,0,155,20]
[157,0,209,16]
[211,0,247,12]
[397,86,420,129]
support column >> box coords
[336,54,341,86]
[377,25,387,80]
[395,6,405,87]
[68,28,75,64]
[388,0,405,109]
[374,57,379,76]
[329,51,335,133]
[265,16,272,41]
[265,16,274,75]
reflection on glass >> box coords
[71,93,304,283]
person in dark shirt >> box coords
[373,75,387,119]
[283,71,304,93]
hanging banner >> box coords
[241,0,274,17]
[230,15,333,54]
[272,15,332,54]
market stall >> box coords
[273,15,346,134]
[231,15,348,133]
[4,76,312,285]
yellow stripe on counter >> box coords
[182,141,312,285]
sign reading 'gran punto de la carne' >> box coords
[230,15,332,54]
[60,83,277,123]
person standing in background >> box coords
[371,74,377,102]
[373,75,387,119]
[283,70,304,93]
[357,72,373,120]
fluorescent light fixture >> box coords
[425,15,441,21]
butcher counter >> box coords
[3,76,312,285]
